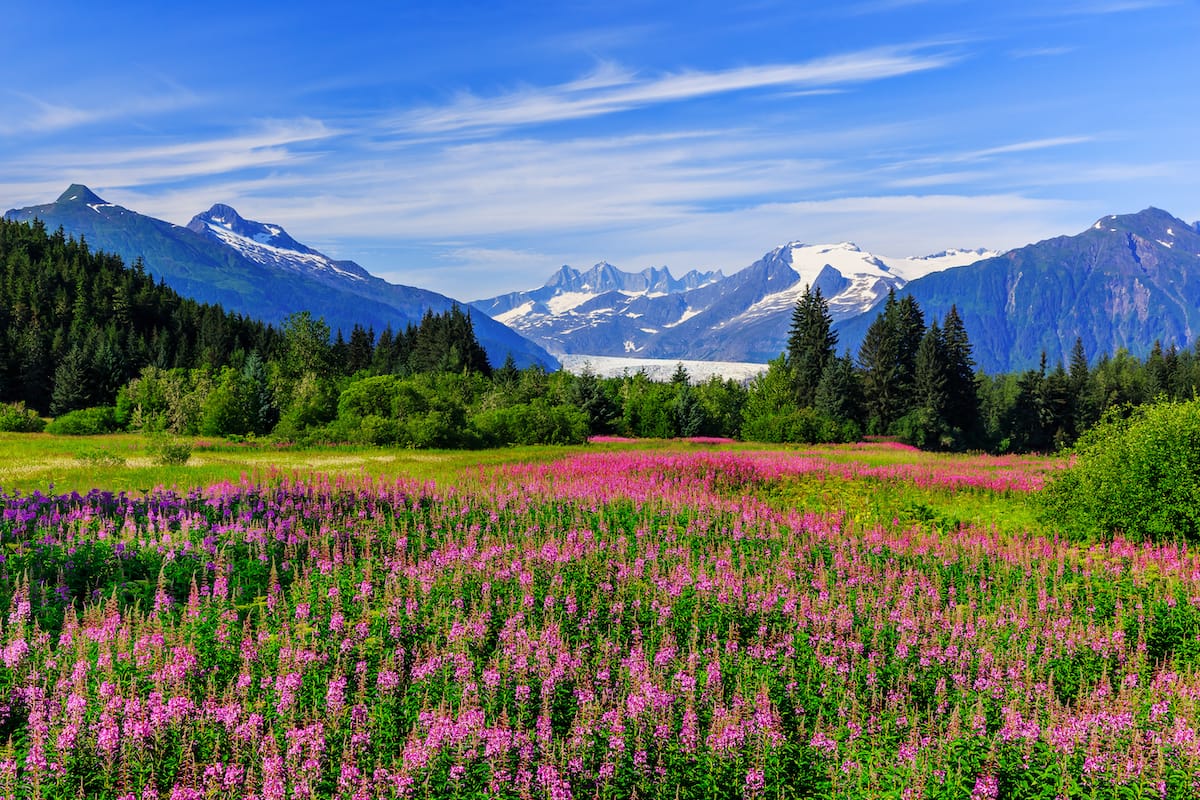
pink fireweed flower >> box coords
[971,775,999,800]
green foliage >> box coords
[1041,397,1200,540]
[74,447,126,467]
[0,217,278,414]
[45,406,121,435]
[858,291,925,435]
[473,400,589,445]
[567,367,620,434]
[786,284,837,407]
[147,432,193,465]
[741,357,854,444]
[618,372,676,438]
[742,405,855,444]
[0,401,45,432]
[199,366,253,436]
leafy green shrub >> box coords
[74,448,126,467]
[0,401,46,432]
[147,433,192,465]
[45,406,120,435]
[741,407,855,444]
[473,400,589,446]
[1041,398,1200,540]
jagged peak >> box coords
[198,203,247,227]
[56,184,106,205]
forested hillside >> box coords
[0,217,278,414]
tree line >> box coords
[766,283,1200,452]
[3,216,1198,452]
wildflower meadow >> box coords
[1,443,1198,798]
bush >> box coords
[75,448,126,467]
[741,407,855,444]
[473,401,589,446]
[0,401,46,432]
[147,433,192,466]
[45,406,120,435]
[1041,399,1200,541]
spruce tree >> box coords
[1068,337,1098,435]
[814,353,864,429]
[858,298,900,434]
[892,294,926,408]
[786,285,837,408]
[50,343,89,416]
[909,322,949,448]
[940,305,980,446]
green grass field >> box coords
[0,432,1056,538]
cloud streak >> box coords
[394,46,960,135]
[0,88,204,135]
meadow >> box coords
[1,435,1197,798]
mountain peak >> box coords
[187,203,311,254]
[56,184,106,205]
[200,203,247,228]
[1090,207,1198,242]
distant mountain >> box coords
[474,243,993,362]
[5,186,556,369]
[834,208,1200,373]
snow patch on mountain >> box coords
[199,220,369,282]
[188,205,370,283]
[472,240,996,363]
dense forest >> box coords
[1,216,1196,452]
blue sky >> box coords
[2,0,1197,298]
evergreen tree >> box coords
[904,323,949,448]
[858,292,901,434]
[346,325,375,374]
[1068,337,1097,435]
[17,326,50,413]
[1042,362,1075,448]
[786,285,837,408]
[814,353,864,429]
[494,354,520,388]
[673,383,708,437]
[372,327,398,374]
[893,294,926,407]
[1005,354,1051,452]
[50,343,90,416]
[241,351,277,434]
[569,366,619,434]
[409,305,491,375]
[940,305,981,447]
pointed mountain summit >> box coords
[56,184,106,205]
[4,186,556,369]
[189,203,314,257]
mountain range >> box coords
[477,209,1200,373]
[837,208,1200,373]
[8,186,1200,376]
[4,186,556,369]
[473,243,996,364]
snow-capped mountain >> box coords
[6,186,557,369]
[473,242,996,363]
[188,204,373,283]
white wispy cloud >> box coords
[0,88,204,135]
[884,135,1094,171]
[4,119,339,196]
[394,46,959,135]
